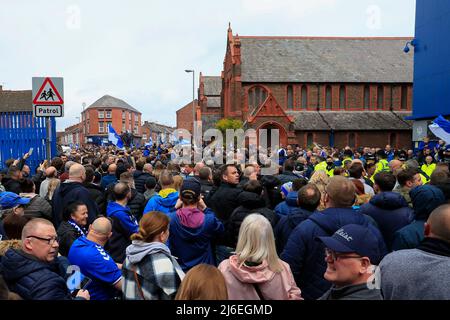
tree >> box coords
[215,118,243,134]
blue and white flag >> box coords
[108,124,124,148]
[429,115,450,145]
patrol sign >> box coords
[32,77,64,117]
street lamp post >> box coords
[185,69,195,133]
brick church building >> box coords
[193,26,414,148]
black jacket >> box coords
[56,221,86,257]
[224,191,278,248]
[82,182,107,216]
[205,182,243,222]
[52,181,100,227]
[133,171,153,194]
[199,179,214,198]
[0,249,74,300]
[260,175,283,209]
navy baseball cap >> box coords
[180,179,201,198]
[317,224,382,264]
[0,191,31,209]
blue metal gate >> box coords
[0,112,56,172]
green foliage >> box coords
[215,118,243,133]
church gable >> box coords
[248,93,294,124]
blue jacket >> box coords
[0,249,73,300]
[100,174,117,190]
[167,208,224,272]
[144,191,179,214]
[274,208,315,254]
[106,201,139,263]
[274,192,301,217]
[281,207,386,300]
[359,192,414,251]
[391,220,425,251]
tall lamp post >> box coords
[185,69,195,134]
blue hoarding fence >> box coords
[0,112,56,172]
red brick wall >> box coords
[241,83,413,112]
[81,107,142,136]
[176,103,195,132]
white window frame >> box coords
[106,110,112,118]
[98,110,104,119]
[99,122,104,133]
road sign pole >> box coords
[46,116,52,160]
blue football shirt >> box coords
[68,237,122,300]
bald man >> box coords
[389,159,403,176]
[39,166,57,198]
[68,217,123,300]
[52,163,99,227]
[1,219,90,300]
[380,204,450,299]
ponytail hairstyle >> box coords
[131,211,169,242]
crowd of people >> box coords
[0,138,449,300]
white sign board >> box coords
[32,77,64,117]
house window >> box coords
[401,85,408,110]
[122,111,126,119]
[248,86,268,111]
[306,133,314,147]
[106,122,112,130]
[389,132,397,147]
[364,85,370,109]
[142,134,147,140]
[339,85,346,109]
[301,85,308,109]
[122,121,126,132]
[348,133,356,147]
[134,126,138,134]
[287,85,294,109]
[377,86,384,109]
[98,110,104,119]
[325,85,332,109]
[98,122,104,133]
[106,110,112,118]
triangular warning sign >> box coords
[33,78,64,105]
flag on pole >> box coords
[108,124,124,148]
[429,115,450,145]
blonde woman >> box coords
[45,178,60,202]
[309,170,330,211]
[218,214,302,300]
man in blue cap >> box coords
[316,224,383,300]
[0,191,31,210]
[0,191,32,239]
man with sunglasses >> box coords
[0,218,90,300]
[317,224,383,300]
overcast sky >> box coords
[0,0,416,130]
